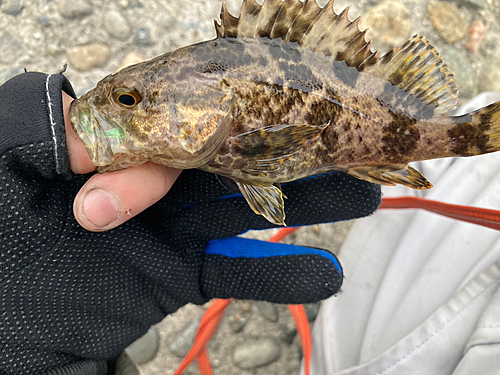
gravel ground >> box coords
[3,0,500,374]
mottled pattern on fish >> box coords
[70,0,500,225]
[197,39,452,182]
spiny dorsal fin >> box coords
[362,35,459,114]
[215,0,378,71]
[215,1,459,114]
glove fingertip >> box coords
[202,237,344,304]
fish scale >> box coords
[70,0,500,226]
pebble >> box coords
[67,44,111,71]
[255,301,279,322]
[428,2,467,44]
[0,32,23,64]
[116,51,146,72]
[2,1,23,16]
[120,0,143,8]
[465,20,489,53]
[169,318,200,357]
[239,300,253,313]
[37,16,51,27]
[359,0,411,48]
[118,0,129,9]
[115,352,141,375]
[57,0,93,19]
[0,67,24,86]
[135,28,152,46]
[233,338,281,369]
[450,0,486,10]
[124,326,160,364]
[103,10,131,40]
[47,44,61,56]
[278,323,297,345]
[228,314,249,334]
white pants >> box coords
[308,93,500,375]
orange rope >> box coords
[268,227,300,242]
[196,347,213,375]
[172,299,232,375]
[379,196,500,231]
[289,304,312,375]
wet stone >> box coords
[359,0,411,48]
[125,326,160,364]
[57,0,93,19]
[0,32,23,64]
[233,338,281,369]
[428,2,467,44]
[2,1,23,16]
[169,318,200,357]
[255,301,279,322]
[37,16,51,27]
[134,28,152,46]
[67,44,111,71]
[103,10,131,40]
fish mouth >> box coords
[69,98,127,167]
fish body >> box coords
[70,0,500,225]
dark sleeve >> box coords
[0,72,76,177]
[0,72,109,375]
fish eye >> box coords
[113,88,142,108]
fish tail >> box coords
[449,101,500,156]
[481,102,500,153]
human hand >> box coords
[0,72,381,374]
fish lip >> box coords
[69,98,125,167]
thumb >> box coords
[201,237,343,304]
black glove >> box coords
[0,72,381,375]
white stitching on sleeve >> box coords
[45,73,61,174]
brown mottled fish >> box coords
[69,0,500,226]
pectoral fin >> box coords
[347,164,432,189]
[235,180,287,226]
[233,123,327,172]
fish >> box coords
[69,0,500,226]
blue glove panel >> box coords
[205,236,343,276]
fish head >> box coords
[69,54,235,172]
